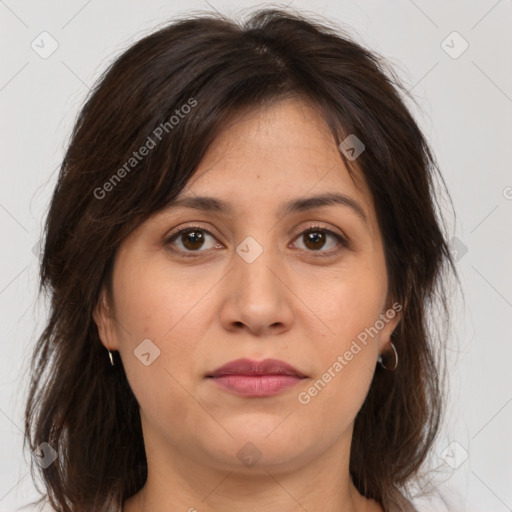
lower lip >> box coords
[209,374,303,397]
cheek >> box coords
[295,261,386,411]
[302,261,388,348]
[297,291,382,437]
[112,254,212,340]
[110,260,209,431]
[111,255,220,388]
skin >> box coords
[94,96,401,512]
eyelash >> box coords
[164,224,348,258]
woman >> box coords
[23,7,456,512]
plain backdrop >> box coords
[1,1,511,511]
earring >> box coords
[377,342,398,371]
[108,349,115,366]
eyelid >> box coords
[292,223,349,244]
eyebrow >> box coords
[166,192,367,223]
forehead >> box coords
[176,97,377,227]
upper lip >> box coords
[207,358,307,378]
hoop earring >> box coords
[377,342,398,371]
[108,349,115,366]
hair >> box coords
[23,7,457,512]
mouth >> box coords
[206,358,307,397]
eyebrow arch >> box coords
[280,193,367,223]
[166,192,367,223]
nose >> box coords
[219,239,294,337]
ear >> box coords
[93,287,119,351]
[378,299,404,353]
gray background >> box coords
[1,1,511,511]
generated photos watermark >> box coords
[297,301,402,405]
[93,97,197,200]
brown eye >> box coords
[166,226,220,254]
[180,230,205,250]
[303,231,327,250]
[294,227,347,255]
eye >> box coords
[164,224,348,257]
[165,226,221,256]
[292,225,348,256]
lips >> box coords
[207,358,307,397]
[207,358,307,378]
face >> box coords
[94,96,401,476]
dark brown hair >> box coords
[24,7,457,512]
